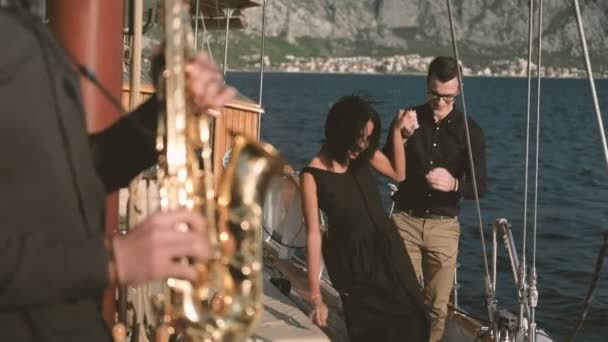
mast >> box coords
[47,0,125,327]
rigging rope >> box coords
[258,0,268,106]
[532,0,543,276]
[518,0,536,335]
[194,0,200,50]
[193,0,216,64]
[529,2,545,338]
[571,0,608,170]
[521,0,535,279]
[564,1,608,338]
[566,232,608,342]
[445,0,491,298]
[201,6,215,64]
[222,8,234,76]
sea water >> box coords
[227,72,608,341]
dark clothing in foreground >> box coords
[0,9,158,341]
[384,103,487,217]
[301,163,429,342]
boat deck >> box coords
[264,246,349,342]
[263,242,553,342]
[253,277,330,341]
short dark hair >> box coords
[427,56,461,82]
[323,95,381,165]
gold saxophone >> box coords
[148,1,283,341]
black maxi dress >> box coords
[301,162,429,342]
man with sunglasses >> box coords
[383,56,487,341]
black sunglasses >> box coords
[427,91,458,103]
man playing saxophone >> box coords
[0,2,235,341]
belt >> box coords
[403,209,455,220]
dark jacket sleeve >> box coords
[90,97,160,193]
[0,232,109,311]
[0,10,110,310]
[458,119,487,199]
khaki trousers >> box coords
[392,211,460,342]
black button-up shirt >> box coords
[384,103,487,217]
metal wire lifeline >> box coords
[571,0,608,170]
[193,0,215,64]
[194,0,201,50]
[222,8,233,76]
[567,233,608,342]
[518,0,536,336]
[445,0,491,308]
[258,0,268,106]
[565,0,608,338]
[256,0,269,141]
[532,0,544,282]
[529,1,544,340]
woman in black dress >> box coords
[301,95,429,341]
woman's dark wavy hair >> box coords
[323,95,381,165]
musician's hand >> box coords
[185,53,236,113]
[426,167,458,192]
[111,210,209,285]
[151,46,236,114]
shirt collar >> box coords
[419,103,461,126]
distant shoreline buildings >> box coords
[132,40,607,80]
[256,54,607,79]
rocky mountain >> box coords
[138,0,607,72]
[230,0,607,68]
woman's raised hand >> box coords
[395,108,418,139]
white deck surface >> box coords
[251,278,330,341]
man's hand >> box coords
[111,210,209,285]
[394,108,418,139]
[426,167,458,192]
[185,53,236,112]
